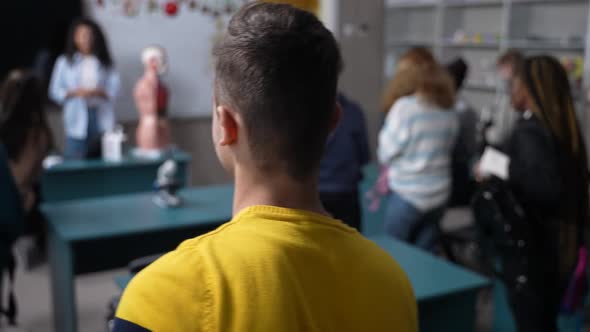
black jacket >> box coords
[506,111,561,217]
[504,111,565,291]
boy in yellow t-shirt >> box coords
[114,3,417,331]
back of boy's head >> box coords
[213,2,342,180]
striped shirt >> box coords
[378,96,459,211]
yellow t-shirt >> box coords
[115,205,417,332]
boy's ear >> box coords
[216,105,239,146]
[329,102,342,133]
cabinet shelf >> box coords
[386,0,438,9]
[387,40,435,48]
[512,0,588,5]
[384,0,589,140]
[441,41,500,49]
[445,0,503,8]
[508,41,585,52]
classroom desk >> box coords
[41,149,191,203]
[369,234,490,331]
[41,185,233,332]
[44,165,489,332]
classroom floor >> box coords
[15,256,123,332]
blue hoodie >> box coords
[319,94,370,193]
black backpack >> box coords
[471,177,533,291]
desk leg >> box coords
[492,280,516,332]
[48,230,77,332]
[419,290,477,332]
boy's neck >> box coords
[232,167,327,217]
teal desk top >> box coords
[363,163,378,181]
[44,149,191,173]
[41,149,192,203]
[369,234,489,301]
[42,185,233,242]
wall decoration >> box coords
[164,0,179,16]
[94,0,252,18]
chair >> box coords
[106,253,163,331]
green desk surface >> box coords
[115,275,132,290]
[43,149,191,173]
[41,149,192,203]
[42,185,233,242]
[363,163,378,182]
[369,234,489,301]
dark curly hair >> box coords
[65,17,113,68]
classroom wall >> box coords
[86,2,223,120]
[336,0,385,158]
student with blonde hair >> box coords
[378,47,458,252]
[381,47,437,114]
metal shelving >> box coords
[385,0,438,9]
[387,40,436,48]
[445,0,503,8]
[441,41,501,49]
[508,41,585,52]
[511,0,587,5]
[384,0,590,144]
[385,0,589,92]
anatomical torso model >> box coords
[134,46,171,153]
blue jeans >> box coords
[64,107,100,159]
[383,191,445,252]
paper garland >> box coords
[96,0,252,18]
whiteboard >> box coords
[88,3,227,121]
